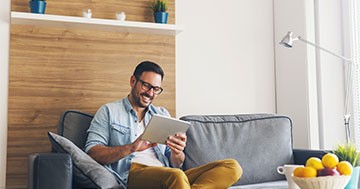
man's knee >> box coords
[220,159,243,181]
[163,168,190,188]
[167,168,188,180]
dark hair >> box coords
[133,61,164,80]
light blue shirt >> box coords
[85,97,171,188]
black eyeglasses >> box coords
[135,77,164,95]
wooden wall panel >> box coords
[8,0,175,188]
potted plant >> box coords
[29,0,47,14]
[151,0,168,24]
[333,143,360,189]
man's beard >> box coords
[131,88,154,108]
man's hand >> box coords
[167,132,186,167]
[87,135,157,165]
[166,133,187,154]
[131,135,158,152]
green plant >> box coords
[151,0,168,13]
[332,143,360,167]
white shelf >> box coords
[11,12,183,36]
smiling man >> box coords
[85,61,242,189]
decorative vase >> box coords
[82,9,92,19]
[116,12,126,21]
[345,166,360,189]
[154,12,168,24]
[29,0,46,14]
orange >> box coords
[337,161,353,176]
[293,167,305,177]
[302,167,317,178]
[322,153,339,169]
[306,157,324,170]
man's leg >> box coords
[184,159,242,189]
[128,163,191,189]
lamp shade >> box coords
[279,31,295,48]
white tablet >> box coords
[141,114,191,144]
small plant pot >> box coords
[345,166,360,189]
[154,12,168,24]
[29,0,47,14]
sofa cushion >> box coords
[180,114,294,186]
[48,132,122,189]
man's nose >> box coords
[146,88,155,95]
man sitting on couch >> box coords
[85,61,242,189]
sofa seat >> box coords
[230,180,288,189]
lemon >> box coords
[306,157,324,170]
[322,153,339,169]
[337,161,353,175]
[302,167,317,178]
[293,167,305,177]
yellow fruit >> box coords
[302,167,317,178]
[306,157,324,170]
[293,167,305,177]
[322,153,339,169]
[337,161,353,175]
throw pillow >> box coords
[48,132,123,189]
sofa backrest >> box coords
[180,114,294,186]
[57,110,94,150]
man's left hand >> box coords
[166,132,187,155]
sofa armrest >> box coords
[293,149,328,165]
[28,153,73,189]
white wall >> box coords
[176,0,276,117]
[0,0,10,187]
[176,0,318,149]
[317,0,348,149]
[274,0,319,149]
[176,0,347,150]
[274,0,348,149]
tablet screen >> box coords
[141,114,191,144]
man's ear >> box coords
[130,75,136,87]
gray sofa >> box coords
[28,110,326,189]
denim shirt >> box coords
[84,97,171,188]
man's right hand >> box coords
[88,135,157,165]
[131,135,157,152]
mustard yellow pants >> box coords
[128,159,242,189]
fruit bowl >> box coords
[292,175,350,189]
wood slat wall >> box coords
[8,0,175,188]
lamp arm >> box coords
[297,36,353,143]
[298,36,352,63]
[280,32,355,144]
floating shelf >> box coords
[11,12,183,36]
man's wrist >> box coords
[129,144,136,153]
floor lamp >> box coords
[279,31,353,144]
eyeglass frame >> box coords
[134,76,164,95]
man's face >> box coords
[130,71,162,108]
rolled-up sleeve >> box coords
[84,105,110,152]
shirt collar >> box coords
[123,96,155,115]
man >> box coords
[85,61,242,189]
